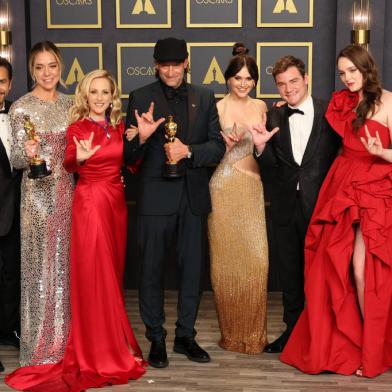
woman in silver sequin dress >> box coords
[8,41,73,366]
[209,43,269,354]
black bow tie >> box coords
[0,110,7,114]
[163,84,188,101]
[286,106,304,117]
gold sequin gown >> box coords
[209,127,269,354]
[9,92,73,366]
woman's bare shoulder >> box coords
[381,90,392,104]
[216,97,224,109]
[251,98,267,112]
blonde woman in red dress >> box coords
[6,69,145,391]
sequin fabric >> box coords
[9,92,73,366]
[208,127,269,354]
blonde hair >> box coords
[69,69,122,127]
[29,41,66,88]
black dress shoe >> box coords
[173,336,210,363]
[0,332,20,348]
[0,360,4,372]
[148,339,168,368]
[264,330,291,353]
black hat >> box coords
[153,37,188,63]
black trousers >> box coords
[0,216,21,337]
[137,189,207,342]
[275,192,307,330]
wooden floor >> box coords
[1,291,391,391]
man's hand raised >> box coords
[249,112,279,155]
[135,102,165,144]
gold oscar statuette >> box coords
[162,115,183,178]
[24,115,52,179]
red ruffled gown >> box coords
[280,89,392,378]
[6,119,146,391]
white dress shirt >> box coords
[289,94,314,166]
[288,95,314,190]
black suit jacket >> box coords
[0,100,22,236]
[124,81,225,216]
[256,97,340,225]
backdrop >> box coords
[7,0,392,289]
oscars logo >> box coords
[126,66,155,76]
[202,57,225,85]
[65,58,85,86]
[265,65,273,75]
[273,0,298,14]
[55,0,93,5]
[195,0,234,4]
[132,0,156,15]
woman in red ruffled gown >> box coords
[281,45,392,378]
[6,70,146,391]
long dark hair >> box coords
[337,45,382,132]
[224,43,259,85]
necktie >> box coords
[286,106,304,117]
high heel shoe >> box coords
[355,366,363,377]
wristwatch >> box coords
[187,145,193,159]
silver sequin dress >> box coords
[9,92,73,366]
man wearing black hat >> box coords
[124,37,225,368]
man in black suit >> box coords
[251,56,340,353]
[124,37,225,368]
[0,58,22,372]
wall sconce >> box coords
[0,0,11,60]
[351,0,370,48]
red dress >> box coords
[280,90,392,378]
[6,119,146,391]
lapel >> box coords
[0,103,11,174]
[278,107,297,165]
[0,138,11,175]
[186,83,199,141]
[4,100,11,113]
[151,81,200,142]
[301,97,322,166]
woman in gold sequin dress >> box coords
[8,42,73,366]
[209,43,269,354]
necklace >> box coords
[88,116,111,139]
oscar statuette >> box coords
[24,115,52,179]
[162,115,183,178]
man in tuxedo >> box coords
[252,55,340,353]
[0,57,22,372]
[124,37,225,368]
